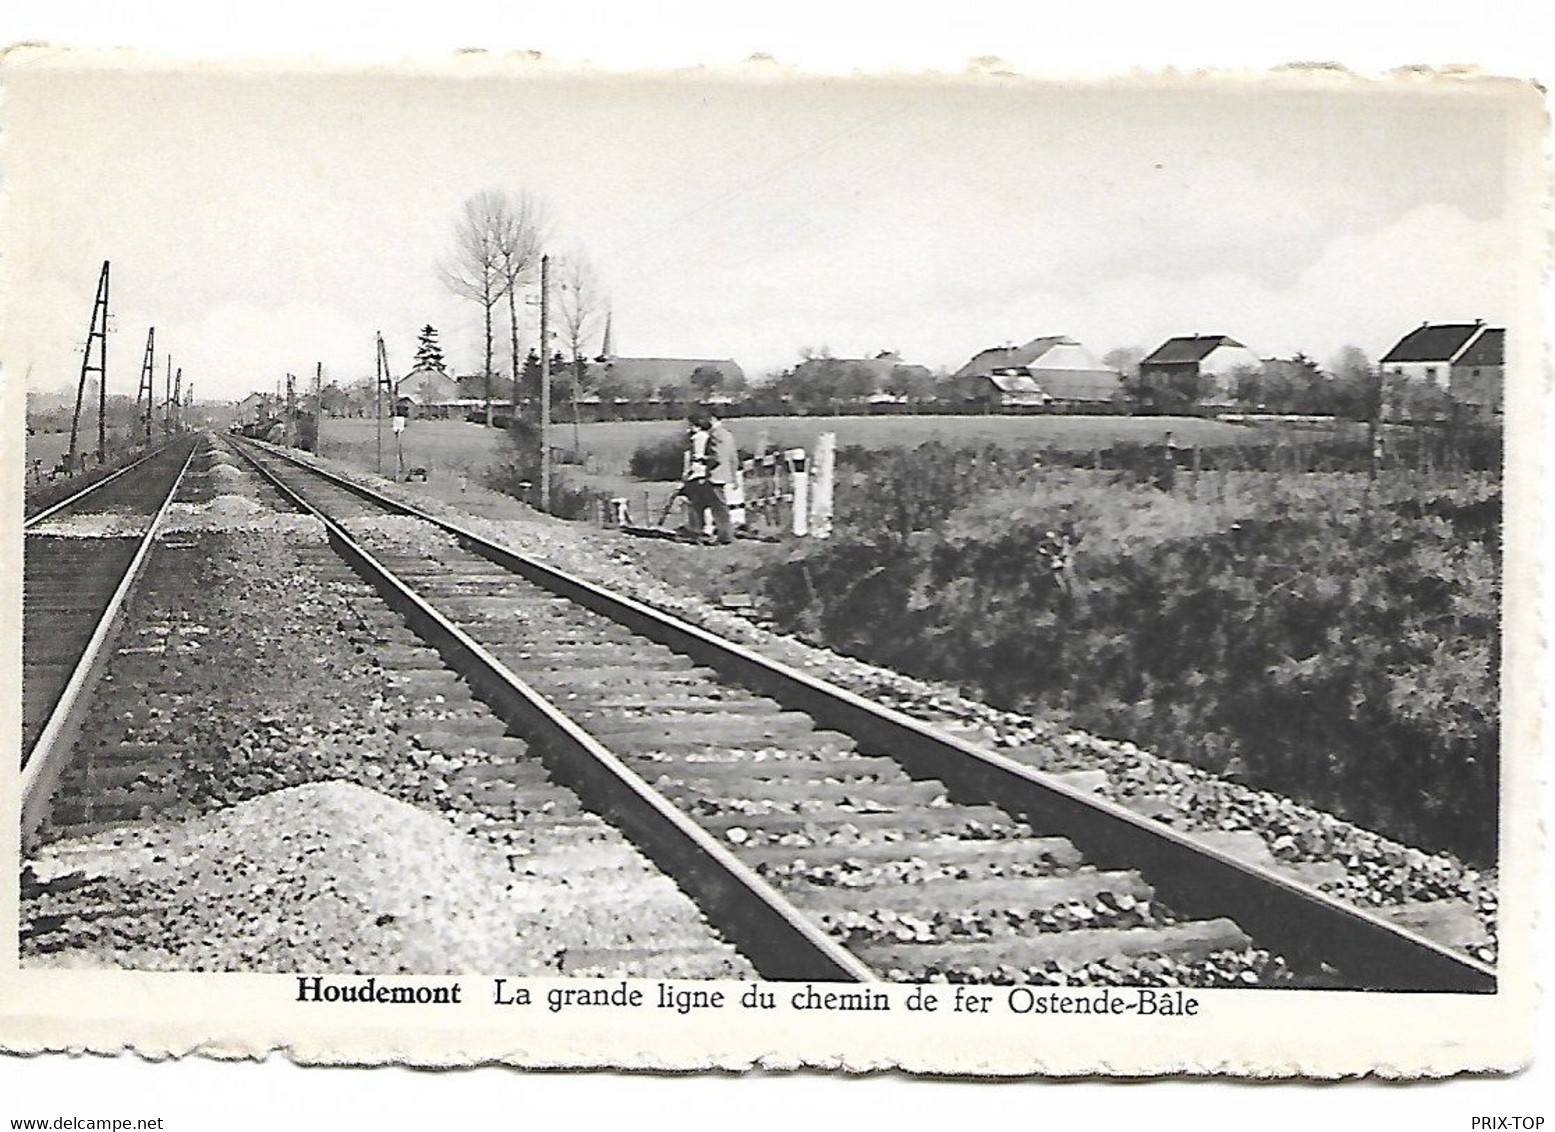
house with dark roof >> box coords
[955,335,1119,404]
[1449,326,1504,417]
[1380,322,1493,390]
[1139,335,1262,406]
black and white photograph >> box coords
[0,37,1545,1086]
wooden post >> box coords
[375,333,388,477]
[539,254,552,514]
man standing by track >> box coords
[683,407,737,544]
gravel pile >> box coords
[27,513,152,538]
[28,779,745,975]
[279,447,1496,961]
[161,496,323,537]
[26,782,545,973]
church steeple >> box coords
[597,310,614,361]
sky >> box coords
[1,61,1539,401]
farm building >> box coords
[1449,326,1504,418]
[960,371,1051,409]
[1381,321,1497,392]
[954,335,1120,404]
[1139,335,1262,406]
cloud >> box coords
[621,201,1515,375]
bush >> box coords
[483,459,597,520]
[629,435,686,481]
[761,450,1501,864]
[483,421,598,520]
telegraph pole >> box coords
[314,361,324,455]
[137,328,156,444]
[68,261,111,470]
[172,368,183,433]
[96,263,110,463]
[375,332,389,476]
[165,355,173,435]
[539,253,551,513]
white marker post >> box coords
[787,448,809,536]
[726,463,747,530]
[392,409,407,479]
[809,431,835,539]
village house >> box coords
[1380,321,1491,388]
[1381,319,1503,415]
[1450,326,1504,418]
[1139,334,1262,406]
[395,365,466,417]
[954,335,1119,406]
[234,391,272,426]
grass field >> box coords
[24,427,145,483]
[567,414,1305,476]
[321,413,1322,487]
[317,419,510,485]
[25,431,72,473]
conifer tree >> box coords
[413,324,446,372]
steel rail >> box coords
[21,441,198,843]
[24,441,178,528]
[238,439,1497,993]
[231,440,874,984]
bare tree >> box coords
[494,191,549,430]
[1102,345,1146,378]
[553,249,606,449]
[440,191,509,426]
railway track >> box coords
[21,438,198,836]
[216,437,1495,992]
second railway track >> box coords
[22,438,199,831]
[218,437,1495,992]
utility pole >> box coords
[314,361,323,455]
[68,260,111,470]
[375,332,390,476]
[173,368,183,433]
[96,264,110,462]
[539,253,551,513]
[137,328,156,444]
[165,355,173,435]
